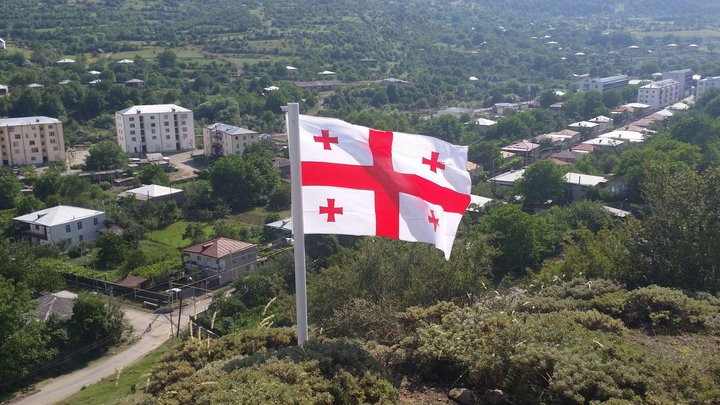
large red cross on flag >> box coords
[298,115,471,259]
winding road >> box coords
[13,296,213,405]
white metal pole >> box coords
[287,103,308,345]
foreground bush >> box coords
[403,305,720,403]
[146,328,396,404]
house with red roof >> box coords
[182,237,257,286]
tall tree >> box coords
[515,160,566,206]
[85,141,128,171]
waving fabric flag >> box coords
[298,115,471,259]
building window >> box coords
[14,134,20,139]
[49,131,54,136]
[166,128,170,133]
[66,225,71,233]
[129,117,135,121]
[150,116,155,120]
[130,123,135,128]
[35,224,40,230]
[182,127,187,132]
[131,137,136,142]
[151,129,156,134]
[166,135,170,140]
[94,218,98,226]
[53,146,59,151]
[31,148,39,153]
[151,123,156,127]
[29,140,35,145]
[181,113,188,118]
[151,136,156,140]
[49,139,56,144]
[79,235,83,241]
[77,221,83,230]
[130,130,136,135]
[164,121,169,126]
[8,127,14,133]
[30,157,36,161]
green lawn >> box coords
[141,220,213,260]
[56,341,175,405]
[235,206,291,226]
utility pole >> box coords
[176,289,183,338]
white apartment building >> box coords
[202,123,259,157]
[662,69,693,97]
[13,205,106,248]
[0,116,66,167]
[115,104,194,156]
[696,76,720,101]
[637,79,680,110]
[0,38,5,50]
[579,75,629,92]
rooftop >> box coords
[205,122,257,136]
[117,104,191,115]
[489,169,525,185]
[502,140,540,152]
[582,137,624,147]
[14,205,104,227]
[0,116,60,126]
[119,184,184,200]
[35,291,77,321]
[564,172,607,187]
[641,79,678,89]
[599,130,645,143]
[182,237,255,259]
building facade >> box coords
[202,123,259,157]
[637,79,680,109]
[115,104,194,156]
[696,76,720,101]
[579,75,629,92]
[182,238,257,286]
[662,69,693,97]
[13,205,105,247]
[0,116,66,167]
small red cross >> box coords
[319,198,343,222]
[428,210,440,232]
[314,129,339,150]
[422,151,446,173]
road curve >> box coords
[13,296,212,405]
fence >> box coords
[63,273,171,307]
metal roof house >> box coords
[13,205,105,247]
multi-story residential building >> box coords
[115,104,194,156]
[13,205,105,248]
[696,76,720,101]
[0,116,66,167]
[202,123,259,157]
[579,75,629,92]
[0,37,5,50]
[662,69,693,97]
[637,79,680,110]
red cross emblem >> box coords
[319,198,343,222]
[314,129,339,150]
[303,129,469,238]
[428,210,440,232]
[422,151,446,173]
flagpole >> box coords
[286,102,308,345]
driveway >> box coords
[12,295,213,405]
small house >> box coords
[13,205,105,247]
[182,238,257,286]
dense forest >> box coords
[1,0,720,403]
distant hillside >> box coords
[477,0,720,17]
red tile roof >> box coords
[116,275,148,288]
[182,237,255,259]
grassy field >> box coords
[56,341,175,405]
[235,206,291,226]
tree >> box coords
[157,49,177,68]
[515,160,566,206]
[183,223,207,245]
[95,233,128,270]
[66,293,124,347]
[210,154,280,211]
[0,276,56,381]
[267,183,291,211]
[468,141,501,171]
[85,141,128,171]
[483,204,554,276]
[136,164,170,186]
[421,115,463,144]
[0,168,22,209]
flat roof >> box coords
[117,104,191,115]
[564,172,607,187]
[599,130,645,142]
[119,184,184,200]
[583,137,624,146]
[0,116,61,126]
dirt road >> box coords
[13,296,213,405]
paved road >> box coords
[13,296,213,405]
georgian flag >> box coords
[299,115,471,259]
